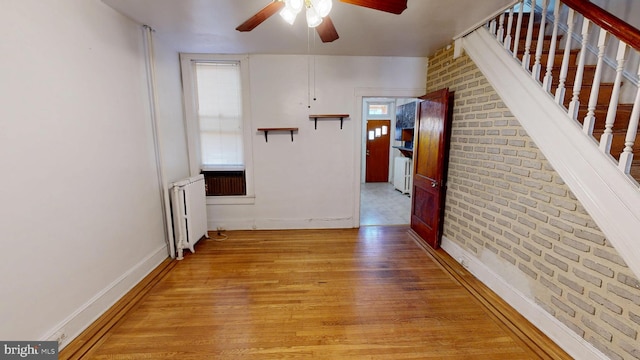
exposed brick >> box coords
[526,209,548,223]
[594,248,628,267]
[530,190,551,203]
[431,47,640,360]
[587,337,624,360]
[559,211,588,227]
[557,315,585,337]
[583,259,614,278]
[518,263,538,279]
[545,254,569,272]
[551,198,577,211]
[600,311,638,339]
[523,240,542,256]
[541,276,563,296]
[619,341,640,359]
[582,316,613,341]
[513,247,531,262]
[617,272,640,291]
[573,268,602,287]
[534,260,555,277]
[553,245,580,263]
[485,242,499,254]
[561,236,590,252]
[551,296,576,316]
[530,171,553,182]
[568,293,596,314]
[538,226,560,241]
[531,234,553,249]
[512,225,529,237]
[496,238,512,251]
[588,292,622,314]
[517,216,536,230]
[549,218,574,233]
[607,284,640,306]
[500,251,516,265]
[542,184,567,197]
[536,297,556,316]
[558,274,585,294]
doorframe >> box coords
[352,87,426,227]
[363,104,394,183]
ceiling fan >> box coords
[236,0,408,43]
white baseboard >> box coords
[209,217,355,231]
[441,236,609,360]
[42,245,168,349]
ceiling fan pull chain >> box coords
[307,26,312,108]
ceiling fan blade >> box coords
[339,0,407,14]
[316,16,339,43]
[236,1,286,32]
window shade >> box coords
[195,62,244,168]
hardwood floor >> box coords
[61,226,570,359]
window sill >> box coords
[206,195,255,205]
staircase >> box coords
[461,0,640,279]
[511,13,640,181]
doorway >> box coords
[365,119,391,182]
[359,98,413,226]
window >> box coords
[180,54,254,203]
[368,103,390,116]
[195,62,244,169]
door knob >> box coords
[431,181,437,188]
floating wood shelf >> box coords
[257,127,298,142]
[309,114,350,129]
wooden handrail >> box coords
[562,0,640,51]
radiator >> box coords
[393,157,412,194]
[171,174,208,259]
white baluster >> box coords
[599,41,628,154]
[490,18,497,36]
[497,13,506,44]
[532,0,548,80]
[619,62,640,175]
[583,29,607,136]
[543,0,561,92]
[555,8,576,106]
[522,0,536,71]
[513,1,525,58]
[504,7,515,50]
[567,18,591,120]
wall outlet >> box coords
[458,255,471,269]
[49,330,67,346]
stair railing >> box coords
[487,0,640,183]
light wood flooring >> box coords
[61,226,571,359]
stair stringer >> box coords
[462,26,640,280]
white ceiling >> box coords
[102,0,514,57]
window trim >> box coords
[180,53,255,204]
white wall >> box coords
[0,0,170,346]
[209,55,426,230]
[590,0,640,28]
[153,38,190,184]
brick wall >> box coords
[427,44,640,360]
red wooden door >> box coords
[410,88,452,249]
[365,120,391,182]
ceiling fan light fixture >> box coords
[279,6,299,25]
[285,0,304,12]
[311,0,332,18]
[305,6,323,28]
